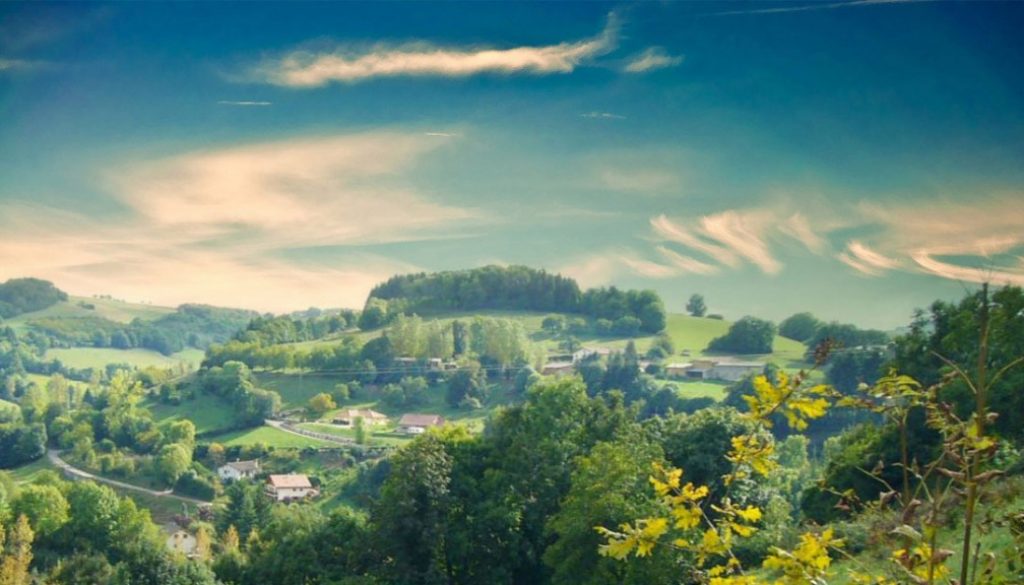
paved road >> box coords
[47,450,210,505]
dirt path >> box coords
[47,450,210,505]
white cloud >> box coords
[245,15,619,87]
[217,100,272,106]
[0,57,49,72]
[624,47,683,73]
[0,131,480,312]
[837,241,900,276]
[779,212,826,254]
[581,111,625,120]
[650,214,741,268]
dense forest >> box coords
[365,265,668,333]
[0,278,67,318]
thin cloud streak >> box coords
[217,100,272,106]
[624,47,683,73]
[709,0,922,17]
[246,14,619,87]
[581,111,626,120]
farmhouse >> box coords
[217,459,260,482]
[664,359,764,382]
[266,474,319,502]
[332,409,389,427]
[397,413,445,434]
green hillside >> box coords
[46,347,205,370]
[290,311,808,366]
[5,295,173,331]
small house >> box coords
[166,530,197,557]
[397,413,445,434]
[332,409,389,427]
[266,474,319,502]
[709,361,763,382]
[217,460,260,482]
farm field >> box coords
[297,422,412,447]
[205,425,338,448]
[663,379,731,401]
[146,394,237,435]
[45,347,205,370]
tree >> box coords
[544,435,676,585]
[10,484,68,538]
[354,416,367,445]
[166,420,196,448]
[686,294,706,317]
[451,320,469,356]
[156,443,192,485]
[306,393,336,419]
[707,316,776,354]
[778,312,822,342]
[357,298,389,330]
[0,514,34,585]
[447,362,486,407]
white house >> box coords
[332,409,389,427]
[397,413,445,434]
[663,359,763,382]
[266,474,319,502]
[166,530,197,557]
[217,460,260,482]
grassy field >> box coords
[205,425,338,448]
[45,347,205,370]
[297,422,412,447]
[146,395,237,435]
[663,379,731,401]
[6,296,174,332]
[284,311,809,370]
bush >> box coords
[175,470,218,500]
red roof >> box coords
[267,474,312,489]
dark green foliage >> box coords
[686,294,706,318]
[891,285,1024,442]
[197,362,281,427]
[826,348,886,395]
[217,480,273,542]
[28,303,258,355]
[707,316,776,354]
[446,363,487,407]
[779,312,823,342]
[0,278,67,318]
[646,407,762,497]
[0,421,47,467]
[367,266,666,333]
[241,506,372,585]
[805,322,888,358]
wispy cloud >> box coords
[837,240,899,276]
[581,111,626,120]
[243,14,619,87]
[0,57,50,72]
[0,131,481,311]
[647,194,1024,286]
[624,47,683,73]
[217,100,272,106]
[709,0,921,17]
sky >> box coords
[1,1,1023,329]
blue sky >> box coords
[1,1,1023,328]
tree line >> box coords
[365,265,668,333]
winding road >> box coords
[47,450,210,505]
